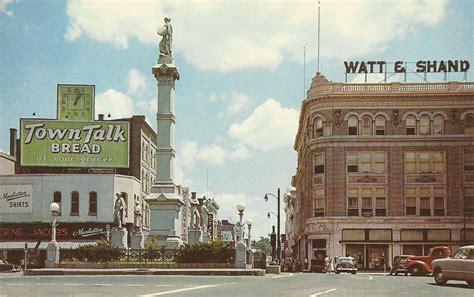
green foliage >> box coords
[175,240,235,263]
[255,237,272,256]
[144,236,161,250]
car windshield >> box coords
[338,258,353,263]
[452,249,469,259]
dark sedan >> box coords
[0,260,21,272]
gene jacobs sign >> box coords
[0,223,109,240]
[20,119,129,168]
[0,184,33,214]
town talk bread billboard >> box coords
[20,119,129,168]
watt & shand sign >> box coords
[20,119,129,168]
[344,59,470,74]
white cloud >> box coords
[64,1,446,72]
[0,0,12,17]
[95,89,135,119]
[210,91,254,118]
[178,140,252,169]
[228,99,299,151]
[127,69,148,97]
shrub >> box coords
[175,241,235,263]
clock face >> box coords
[57,84,95,121]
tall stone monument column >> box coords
[146,17,184,249]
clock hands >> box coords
[74,90,83,105]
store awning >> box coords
[0,241,97,250]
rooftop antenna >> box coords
[304,46,306,99]
[317,0,321,73]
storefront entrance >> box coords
[346,244,389,270]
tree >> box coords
[255,237,272,256]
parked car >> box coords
[389,255,414,276]
[335,257,357,275]
[432,245,474,288]
[406,246,450,276]
[253,249,267,270]
[0,260,21,272]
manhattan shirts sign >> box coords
[344,59,470,74]
[20,119,130,168]
[0,184,33,213]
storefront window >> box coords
[368,245,389,269]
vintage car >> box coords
[389,255,414,276]
[0,260,21,272]
[406,246,450,276]
[335,257,357,275]
[432,245,474,287]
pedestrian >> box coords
[324,255,330,273]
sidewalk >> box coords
[24,268,266,276]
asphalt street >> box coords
[0,271,472,297]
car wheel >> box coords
[433,268,446,285]
[408,266,422,276]
[394,271,398,276]
[467,281,474,288]
[335,271,340,274]
[351,271,356,275]
[404,272,408,276]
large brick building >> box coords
[291,73,474,270]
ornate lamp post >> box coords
[264,188,281,264]
[45,202,60,267]
[246,219,253,248]
[235,202,247,268]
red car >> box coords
[406,246,450,276]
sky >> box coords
[0,0,472,240]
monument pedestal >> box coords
[111,228,128,249]
[202,232,210,244]
[130,232,145,249]
[235,242,247,269]
[187,228,203,245]
[45,241,59,268]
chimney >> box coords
[98,114,104,121]
[9,128,17,158]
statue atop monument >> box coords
[113,192,127,229]
[157,17,173,57]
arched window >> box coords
[348,116,358,135]
[375,116,386,135]
[53,191,62,215]
[89,192,97,216]
[433,115,444,135]
[465,114,474,134]
[419,115,431,135]
[406,116,416,135]
[361,116,372,135]
[71,191,79,215]
[313,118,323,137]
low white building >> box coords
[0,174,146,264]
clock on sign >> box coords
[57,84,95,121]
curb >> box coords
[24,269,266,277]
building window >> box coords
[465,114,474,134]
[361,116,372,136]
[419,115,431,135]
[465,149,474,172]
[347,152,386,173]
[89,192,97,216]
[313,187,324,217]
[313,117,323,137]
[405,187,445,217]
[314,153,325,174]
[465,187,474,221]
[53,191,62,215]
[348,116,358,135]
[347,187,386,217]
[406,115,416,135]
[71,191,79,216]
[404,151,445,174]
[347,153,358,173]
[433,115,444,135]
[375,116,385,135]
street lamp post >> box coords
[246,219,253,248]
[45,202,60,268]
[265,188,281,264]
[235,202,247,268]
